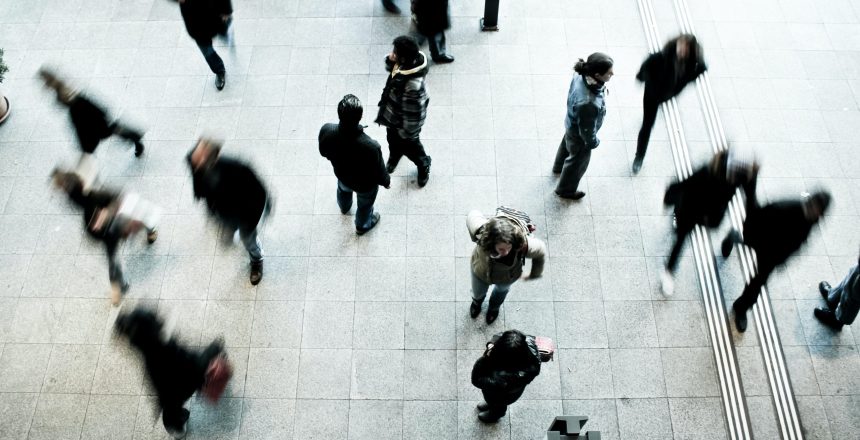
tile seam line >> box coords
[636,0,751,439]
[673,0,804,438]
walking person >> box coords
[660,150,758,295]
[319,94,391,235]
[175,0,234,91]
[814,249,860,331]
[39,67,145,157]
[723,191,831,332]
[553,53,614,200]
[187,138,270,285]
[411,0,454,63]
[633,34,707,174]
[52,168,161,305]
[376,36,432,187]
[467,209,546,324]
[471,330,542,423]
[381,0,401,13]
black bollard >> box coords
[480,0,500,31]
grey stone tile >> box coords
[28,393,89,440]
[223,347,250,399]
[81,394,138,440]
[809,345,860,395]
[797,299,856,346]
[645,256,701,301]
[510,399,563,440]
[504,301,556,340]
[201,300,255,348]
[306,257,356,301]
[348,399,403,440]
[615,398,673,439]
[187,397,243,440]
[250,301,304,348]
[563,400,620,439]
[555,301,609,349]
[456,399,511,440]
[255,257,308,301]
[594,216,644,257]
[156,299,207,347]
[405,302,456,349]
[8,298,62,343]
[403,400,458,440]
[668,397,728,440]
[21,254,76,299]
[301,300,353,349]
[208,255,258,301]
[660,348,720,398]
[351,349,403,399]
[559,348,614,399]
[599,256,651,301]
[353,301,404,349]
[245,348,300,399]
[550,256,602,301]
[90,343,144,395]
[355,257,406,301]
[294,399,349,439]
[822,395,860,440]
[0,255,29,298]
[404,257,455,302]
[652,300,709,348]
[407,215,455,257]
[296,349,351,399]
[0,344,52,392]
[611,348,667,398]
[239,398,296,440]
[42,344,100,394]
[53,298,110,344]
[746,396,780,440]
[454,300,508,349]
[637,215,674,257]
[0,392,38,440]
[796,395,834,440]
[604,301,659,348]
[404,349,457,400]
[783,345,823,396]
[736,346,772,397]
[771,299,807,346]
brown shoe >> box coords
[147,229,158,244]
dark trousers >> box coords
[553,129,591,195]
[386,128,430,171]
[196,40,226,75]
[734,257,777,314]
[636,93,662,160]
[666,220,695,273]
[161,341,223,433]
[416,31,448,59]
[337,181,379,230]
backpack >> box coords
[495,206,536,236]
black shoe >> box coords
[486,309,499,324]
[433,54,455,63]
[477,402,490,411]
[552,167,562,174]
[216,73,226,91]
[250,260,263,285]
[356,213,381,235]
[417,157,431,187]
[478,410,503,423]
[381,0,400,13]
[134,141,145,157]
[814,307,844,331]
[721,231,739,258]
[733,302,747,332]
[632,156,643,174]
[470,301,481,319]
[819,281,832,300]
[555,190,585,200]
[386,158,400,174]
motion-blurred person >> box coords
[815,250,860,331]
[467,209,546,324]
[52,168,160,304]
[633,34,707,174]
[187,138,270,285]
[471,330,542,423]
[411,0,454,63]
[39,67,145,157]
[382,0,401,13]
[115,308,231,439]
[553,53,614,200]
[723,191,831,332]
[660,150,758,295]
[376,36,432,187]
[319,94,390,235]
[174,0,234,91]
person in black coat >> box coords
[723,190,831,332]
[660,150,758,295]
[411,0,454,63]
[115,307,225,439]
[187,138,269,285]
[175,0,234,91]
[319,94,391,234]
[39,67,145,157]
[471,330,541,423]
[633,34,707,174]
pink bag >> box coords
[201,354,233,403]
[534,336,555,362]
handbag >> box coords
[201,353,233,403]
[534,336,556,362]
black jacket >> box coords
[471,338,541,406]
[67,186,123,248]
[664,162,757,230]
[412,0,450,35]
[319,123,390,192]
[179,0,233,42]
[69,95,113,153]
[743,200,816,265]
[637,39,707,103]
[189,156,268,230]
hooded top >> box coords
[565,74,606,150]
[637,38,707,102]
[375,52,430,139]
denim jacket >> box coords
[564,75,606,150]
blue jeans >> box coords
[337,181,378,230]
[471,271,514,312]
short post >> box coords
[480,0,500,31]
[546,416,601,439]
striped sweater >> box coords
[375,52,430,139]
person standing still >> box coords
[176,0,234,91]
[471,330,542,423]
[319,95,391,235]
[553,53,614,200]
[411,0,454,63]
[376,36,432,187]
[633,34,707,174]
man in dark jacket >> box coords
[175,0,234,91]
[411,0,454,63]
[633,34,707,174]
[39,67,145,157]
[187,138,269,285]
[660,150,758,295]
[815,250,860,331]
[723,191,831,332]
[376,36,432,187]
[320,95,390,235]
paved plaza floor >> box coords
[0,0,859,439]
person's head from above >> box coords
[390,35,420,66]
[50,168,83,195]
[337,94,363,128]
[38,66,76,105]
[574,52,614,85]
[115,307,165,347]
[674,34,699,61]
[802,191,831,222]
[189,138,223,172]
[487,330,534,368]
[478,217,526,259]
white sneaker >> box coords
[660,270,675,297]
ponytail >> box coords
[573,52,614,77]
